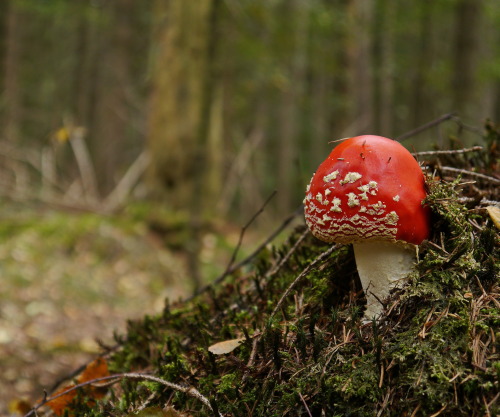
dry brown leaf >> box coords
[78,357,109,389]
[47,357,110,416]
[208,338,245,355]
[48,385,79,416]
[486,206,500,229]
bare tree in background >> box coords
[452,0,483,120]
[148,0,222,288]
[2,0,22,142]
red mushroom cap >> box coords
[304,135,430,245]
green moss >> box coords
[64,139,499,416]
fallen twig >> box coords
[440,166,500,184]
[270,243,339,319]
[412,146,483,157]
[25,372,221,417]
[298,391,313,417]
[265,228,309,279]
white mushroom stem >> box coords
[352,241,417,321]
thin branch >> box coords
[396,113,456,142]
[458,197,500,206]
[480,199,500,206]
[25,372,221,417]
[412,146,483,157]
[450,115,484,136]
[69,127,99,203]
[223,190,277,276]
[298,391,313,417]
[270,243,339,319]
[0,140,40,170]
[186,204,303,302]
[217,119,266,215]
[103,151,151,212]
[440,166,500,184]
[265,228,309,279]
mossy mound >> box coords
[44,127,499,417]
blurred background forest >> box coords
[2,0,500,219]
[1,0,500,410]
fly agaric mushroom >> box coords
[304,135,430,320]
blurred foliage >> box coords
[1,0,498,216]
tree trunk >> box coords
[452,0,483,121]
[91,0,135,193]
[148,0,218,209]
[148,0,221,289]
[412,0,434,129]
[346,0,374,133]
[277,0,308,213]
[71,0,92,128]
[0,0,8,94]
[311,73,332,166]
[372,0,394,136]
[2,0,22,142]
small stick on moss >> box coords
[376,387,393,417]
[440,166,500,184]
[266,228,309,279]
[298,392,313,417]
[136,391,158,413]
[223,190,277,276]
[270,244,339,319]
[429,403,447,417]
[411,146,483,157]
[486,392,500,413]
[479,198,500,206]
[24,373,222,417]
[378,364,385,388]
[410,403,421,417]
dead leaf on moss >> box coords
[78,357,109,387]
[47,357,109,416]
[208,338,245,355]
[486,206,500,229]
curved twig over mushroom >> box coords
[304,135,431,320]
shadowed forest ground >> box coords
[0,205,253,412]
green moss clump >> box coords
[59,137,499,417]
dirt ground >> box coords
[0,207,192,415]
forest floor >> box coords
[0,203,256,414]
